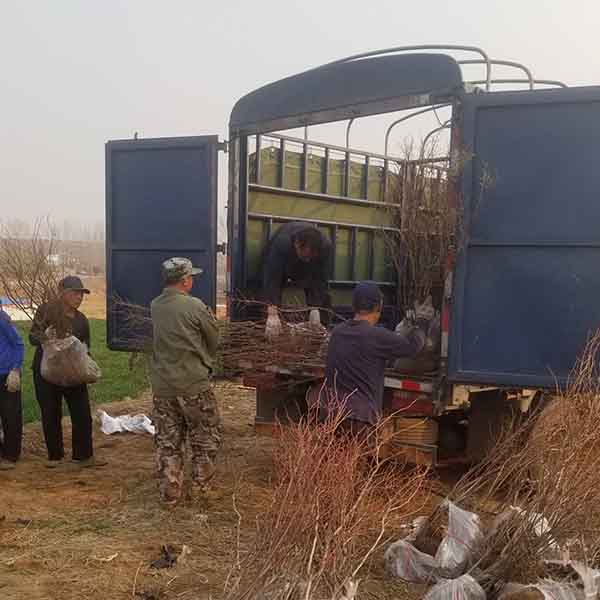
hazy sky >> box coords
[2,1,599,231]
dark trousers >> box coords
[0,374,23,462]
[33,370,93,461]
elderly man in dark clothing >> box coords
[325,281,433,438]
[261,221,332,338]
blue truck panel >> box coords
[106,136,218,351]
[449,86,600,388]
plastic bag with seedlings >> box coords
[498,581,579,600]
[385,517,439,583]
[385,500,484,583]
[498,560,600,600]
[41,328,101,387]
[424,574,486,600]
[436,500,484,577]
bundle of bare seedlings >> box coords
[440,332,600,594]
[382,137,457,313]
[224,391,430,600]
[219,303,330,378]
[111,297,331,380]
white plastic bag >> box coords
[98,410,155,435]
[536,581,581,600]
[570,561,600,600]
[41,332,101,387]
[509,506,558,549]
[385,500,483,583]
[437,500,484,578]
[499,560,600,600]
[424,574,486,600]
[500,581,580,600]
[385,536,439,583]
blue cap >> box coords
[352,281,383,312]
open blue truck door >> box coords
[449,86,600,389]
[105,136,219,351]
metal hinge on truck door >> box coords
[217,242,227,254]
[217,140,228,153]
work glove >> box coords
[308,308,321,327]
[395,317,414,338]
[414,296,435,324]
[265,306,283,340]
[308,309,328,337]
[309,308,327,331]
[6,369,20,393]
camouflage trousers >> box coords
[153,389,222,503]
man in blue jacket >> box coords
[0,300,25,469]
[325,282,433,439]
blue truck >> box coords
[105,45,600,465]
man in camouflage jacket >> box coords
[150,257,221,506]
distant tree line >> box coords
[0,218,104,242]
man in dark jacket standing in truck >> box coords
[150,257,220,507]
[261,221,332,338]
[325,281,433,439]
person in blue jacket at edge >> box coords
[0,300,25,470]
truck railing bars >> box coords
[422,120,453,155]
[257,132,447,167]
[458,59,535,90]
[247,212,398,286]
[384,104,452,156]
[248,132,451,288]
[324,47,567,155]
[308,44,493,92]
[467,78,568,89]
[251,133,449,206]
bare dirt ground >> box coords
[0,382,425,600]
